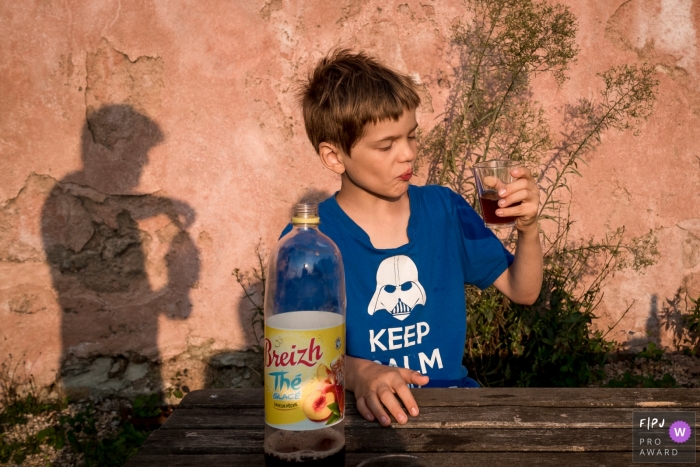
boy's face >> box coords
[339,109,418,200]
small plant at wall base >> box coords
[682,296,700,354]
[419,0,660,386]
[233,240,268,354]
[165,370,191,400]
[605,371,679,389]
[659,290,700,356]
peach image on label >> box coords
[302,390,336,421]
[302,363,342,422]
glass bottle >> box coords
[263,203,346,466]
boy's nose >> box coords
[398,141,417,162]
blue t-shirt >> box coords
[283,185,513,387]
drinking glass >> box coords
[472,160,521,228]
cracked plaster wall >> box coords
[0,0,699,397]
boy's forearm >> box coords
[345,355,365,393]
[505,225,543,304]
[346,355,381,394]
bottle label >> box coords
[264,311,345,430]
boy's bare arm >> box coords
[490,166,543,304]
[494,226,543,304]
[345,355,429,426]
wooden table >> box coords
[126,388,700,466]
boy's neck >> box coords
[335,181,411,249]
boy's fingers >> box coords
[483,167,534,196]
[393,383,420,417]
[511,166,533,180]
[498,201,537,220]
[498,188,530,209]
[398,367,429,385]
[355,396,375,422]
[482,175,506,191]
[376,386,409,425]
[484,166,532,183]
[396,369,426,417]
[500,178,530,197]
[364,392,393,426]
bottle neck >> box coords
[291,203,319,227]
[292,222,319,230]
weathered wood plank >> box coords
[136,427,691,454]
[126,451,679,467]
[177,388,700,410]
[139,387,698,466]
[413,388,700,408]
[163,405,685,429]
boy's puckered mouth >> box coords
[399,170,413,181]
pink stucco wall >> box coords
[1,0,698,396]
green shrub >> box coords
[636,342,665,361]
[419,0,659,387]
[605,371,679,389]
[0,358,158,467]
[680,296,700,354]
[0,391,155,466]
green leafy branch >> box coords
[419,0,660,387]
[232,240,268,352]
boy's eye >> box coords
[408,134,416,140]
[379,144,392,151]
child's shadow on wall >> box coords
[41,104,200,398]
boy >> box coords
[295,50,542,427]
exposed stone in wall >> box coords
[55,336,262,400]
[606,0,697,69]
[85,38,164,123]
[60,353,158,400]
[606,0,700,114]
[206,350,264,389]
[55,346,261,402]
[0,174,56,263]
[678,219,700,307]
[43,183,190,295]
[0,284,54,316]
[679,219,700,266]
[261,0,283,21]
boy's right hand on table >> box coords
[346,355,429,427]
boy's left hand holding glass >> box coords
[474,161,540,232]
[497,165,539,232]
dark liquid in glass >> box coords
[264,447,345,466]
[479,191,521,225]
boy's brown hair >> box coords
[300,50,421,156]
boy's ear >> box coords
[318,142,346,175]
